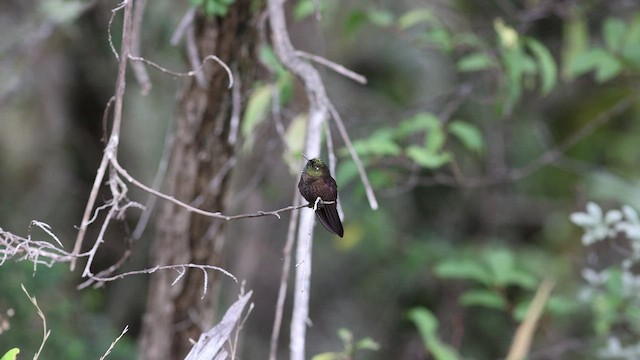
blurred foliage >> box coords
[311,328,380,360]
[3,0,640,359]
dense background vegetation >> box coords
[2,0,640,359]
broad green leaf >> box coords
[0,349,20,360]
[406,145,451,169]
[622,15,640,64]
[397,112,441,137]
[367,9,394,27]
[345,10,367,36]
[311,352,341,360]
[284,113,307,174]
[424,28,452,51]
[260,45,286,75]
[425,123,445,153]
[397,9,437,30]
[503,270,538,290]
[484,248,515,286]
[460,289,507,310]
[453,33,486,49]
[293,0,320,21]
[356,337,381,351]
[448,120,484,154]
[603,17,626,52]
[407,308,459,360]
[456,52,495,72]
[594,53,623,82]
[434,259,492,285]
[241,84,272,138]
[525,38,557,95]
[562,14,588,79]
[501,45,525,114]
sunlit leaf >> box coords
[484,248,515,286]
[456,52,495,72]
[406,145,451,169]
[293,0,321,21]
[434,259,492,285]
[367,9,394,27]
[311,352,341,360]
[397,9,437,30]
[460,289,507,310]
[603,17,626,52]
[562,14,588,80]
[0,349,20,360]
[407,308,460,360]
[355,337,381,351]
[448,120,484,154]
[525,38,557,95]
[241,84,271,138]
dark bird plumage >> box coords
[298,158,344,237]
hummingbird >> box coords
[298,157,344,237]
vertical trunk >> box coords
[138,2,260,359]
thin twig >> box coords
[130,0,152,94]
[112,157,321,219]
[295,50,367,84]
[99,326,129,360]
[71,0,135,270]
[128,54,234,88]
[21,284,50,360]
[269,190,301,360]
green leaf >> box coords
[594,54,622,82]
[603,17,626,52]
[242,84,272,138]
[293,0,317,21]
[345,10,367,36]
[397,9,437,30]
[0,349,20,360]
[434,259,492,285]
[367,9,394,27]
[460,289,507,310]
[260,45,286,74]
[406,145,451,169]
[311,352,342,360]
[484,248,515,286]
[457,52,494,72]
[407,308,460,360]
[397,112,441,137]
[355,337,381,351]
[622,15,640,64]
[562,14,588,80]
[448,120,484,154]
[502,270,538,290]
[525,38,557,95]
[457,52,495,72]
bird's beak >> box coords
[301,153,309,161]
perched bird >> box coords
[298,158,344,237]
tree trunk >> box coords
[138,2,261,359]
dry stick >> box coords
[70,0,134,270]
[21,284,51,360]
[269,190,302,360]
[295,50,367,85]
[128,54,234,88]
[506,279,555,360]
[267,0,328,359]
[111,157,316,219]
[327,102,378,210]
[99,326,129,360]
[130,0,151,95]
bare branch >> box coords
[128,54,234,88]
[130,0,152,94]
[99,325,129,360]
[269,190,301,360]
[295,50,367,84]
